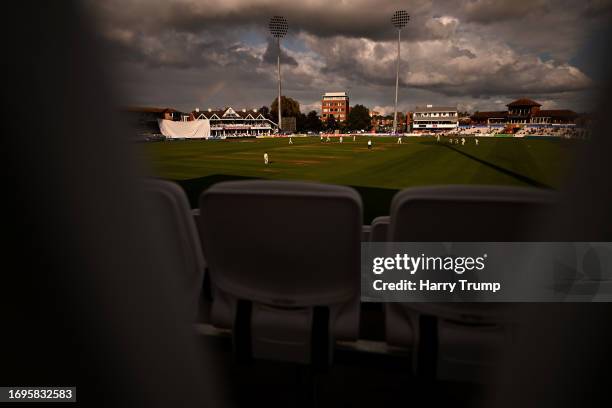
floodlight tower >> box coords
[269,16,288,133]
[391,10,409,135]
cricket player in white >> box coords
[475,138,479,146]
[289,137,293,145]
[326,135,331,142]
[367,139,372,150]
[437,135,440,142]
[264,152,269,165]
[397,137,402,144]
[461,137,465,146]
[353,135,356,142]
[339,136,343,143]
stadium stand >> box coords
[385,185,558,382]
[513,125,588,139]
[141,178,587,388]
[155,179,564,385]
[440,126,505,137]
[198,180,362,366]
[451,124,589,139]
[143,179,206,322]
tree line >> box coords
[260,96,372,133]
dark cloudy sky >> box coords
[85,0,612,114]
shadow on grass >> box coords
[422,141,554,189]
[173,174,398,225]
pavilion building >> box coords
[190,107,278,137]
[470,98,578,126]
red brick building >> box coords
[321,92,350,122]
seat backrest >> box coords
[361,225,372,242]
[389,185,557,321]
[199,180,362,307]
[143,179,205,320]
[199,180,363,364]
[386,185,558,381]
[390,185,557,242]
[191,208,204,243]
[370,216,390,242]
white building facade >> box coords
[192,107,278,138]
[412,105,459,131]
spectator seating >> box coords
[153,179,560,383]
[198,180,362,366]
[143,179,206,322]
[385,185,557,382]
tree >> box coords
[396,112,406,132]
[326,114,337,131]
[296,112,308,132]
[305,110,322,132]
[259,105,271,120]
[340,122,350,133]
[347,104,371,131]
[270,96,301,119]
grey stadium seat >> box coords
[143,179,206,322]
[385,185,557,383]
[370,216,390,242]
[361,225,372,242]
[192,208,204,242]
[199,180,362,366]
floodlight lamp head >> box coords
[391,10,410,29]
[269,16,288,38]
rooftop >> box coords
[323,92,348,98]
[507,98,542,107]
[192,107,266,120]
[414,106,458,113]
[470,111,508,119]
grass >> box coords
[142,136,577,223]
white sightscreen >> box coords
[158,119,211,138]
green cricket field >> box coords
[142,136,576,223]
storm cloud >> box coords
[84,0,611,113]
